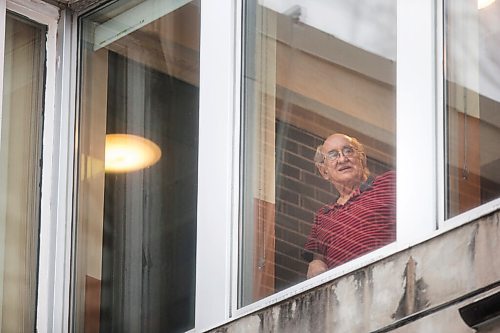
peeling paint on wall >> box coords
[392,257,429,320]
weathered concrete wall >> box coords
[211,211,500,333]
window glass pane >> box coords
[75,1,200,331]
[240,0,397,306]
[0,12,45,332]
[445,1,500,218]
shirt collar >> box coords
[322,176,375,213]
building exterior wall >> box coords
[211,211,500,332]
[0,0,496,331]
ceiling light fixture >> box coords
[105,134,162,173]
[478,0,495,9]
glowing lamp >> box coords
[478,0,495,9]
[105,134,162,173]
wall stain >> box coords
[257,312,265,332]
[353,269,367,296]
[392,257,430,320]
[468,223,479,265]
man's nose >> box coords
[337,153,349,162]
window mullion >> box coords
[436,0,446,227]
[195,0,237,330]
[396,0,438,244]
[0,0,5,150]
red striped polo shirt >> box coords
[304,170,396,269]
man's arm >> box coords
[306,254,328,278]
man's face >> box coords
[320,134,365,188]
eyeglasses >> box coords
[323,146,357,162]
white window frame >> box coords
[195,0,239,330]
[437,0,500,231]
[39,8,77,333]
[0,1,74,332]
[195,0,443,331]
[5,0,489,331]
[65,0,500,332]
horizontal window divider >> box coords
[227,242,405,322]
[439,197,500,234]
[6,0,59,25]
[93,0,190,50]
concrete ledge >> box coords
[211,211,500,333]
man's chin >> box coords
[333,173,362,186]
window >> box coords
[239,0,397,306]
[74,1,200,331]
[0,11,46,332]
[445,0,500,219]
[0,0,456,331]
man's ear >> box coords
[360,152,367,169]
[317,163,329,180]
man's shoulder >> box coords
[374,170,396,184]
[367,170,396,194]
[316,202,338,216]
[317,204,332,215]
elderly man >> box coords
[304,133,396,278]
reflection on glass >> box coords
[240,0,397,307]
[0,12,45,332]
[104,134,162,173]
[445,0,500,218]
[478,0,496,10]
[75,1,200,331]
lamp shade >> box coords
[105,133,162,173]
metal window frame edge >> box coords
[230,0,244,322]
[0,3,6,329]
[436,0,446,228]
[28,5,76,333]
[45,9,79,333]
[195,0,238,331]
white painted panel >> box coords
[397,0,437,243]
[195,0,236,330]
